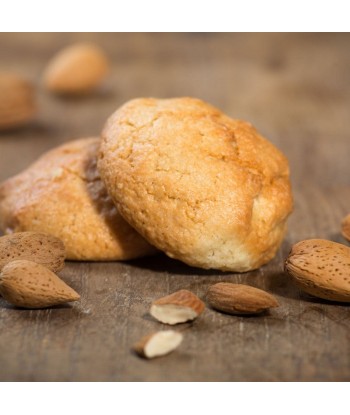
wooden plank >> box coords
[0,33,350,381]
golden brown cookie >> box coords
[98,98,293,271]
[0,138,156,260]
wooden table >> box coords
[0,33,349,382]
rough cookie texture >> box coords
[0,138,155,260]
[98,98,293,271]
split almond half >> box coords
[43,43,109,95]
[285,239,350,302]
[206,282,279,315]
[0,232,65,272]
[0,259,80,308]
[133,330,183,359]
[150,289,205,324]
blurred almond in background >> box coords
[43,43,109,95]
[0,72,36,130]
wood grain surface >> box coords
[0,33,349,381]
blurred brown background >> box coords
[1,33,350,189]
[0,33,349,381]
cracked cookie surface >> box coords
[98,97,293,271]
[0,138,156,260]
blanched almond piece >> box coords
[341,214,350,242]
[134,330,183,359]
[206,282,279,315]
[0,232,65,272]
[285,239,350,302]
[43,43,109,94]
[150,289,205,325]
[0,260,79,308]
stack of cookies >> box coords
[0,97,293,272]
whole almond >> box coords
[0,232,65,272]
[341,214,350,242]
[206,283,279,315]
[285,239,350,302]
[150,289,205,324]
[0,259,80,308]
[43,43,109,94]
[133,330,183,359]
[0,72,36,130]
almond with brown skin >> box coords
[285,239,350,302]
[206,282,279,315]
[43,43,109,94]
[0,259,80,308]
[0,72,36,130]
[341,214,350,242]
[133,330,183,359]
[0,232,65,272]
[150,289,205,324]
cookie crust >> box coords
[0,138,156,260]
[98,98,293,271]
